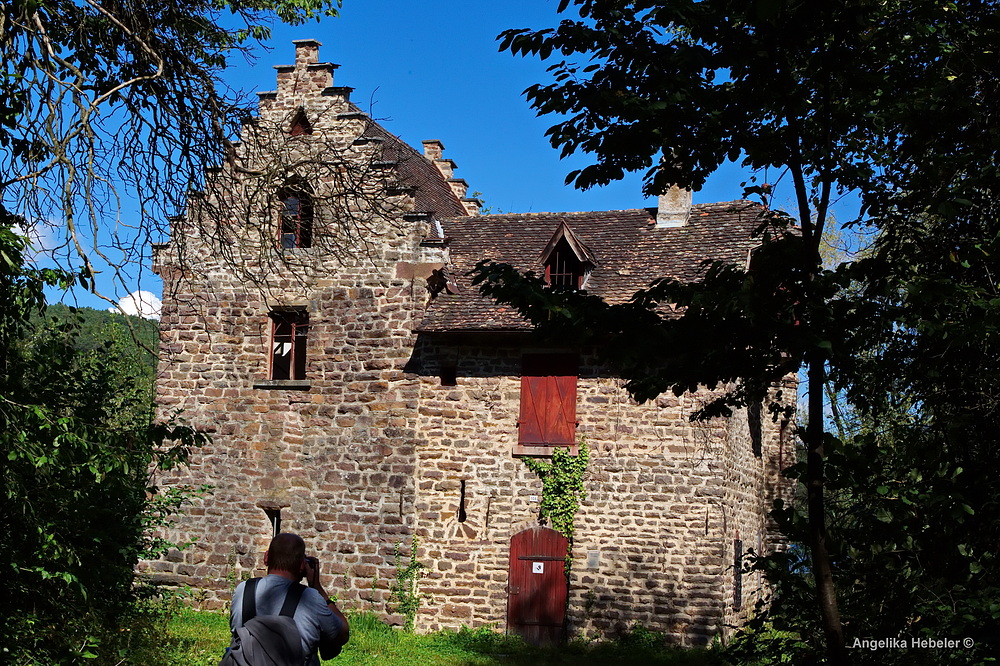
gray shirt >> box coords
[230,575,344,666]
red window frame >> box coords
[270,310,308,380]
[516,353,578,455]
[279,187,313,249]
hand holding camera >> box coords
[304,555,321,588]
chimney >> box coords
[461,197,482,216]
[273,39,337,98]
[422,140,444,160]
[656,185,692,228]
[293,39,321,66]
[447,177,468,200]
[424,139,478,213]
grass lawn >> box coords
[166,606,724,666]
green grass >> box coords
[166,606,723,666]
[163,606,232,666]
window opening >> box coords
[264,508,282,538]
[749,401,763,458]
[289,109,312,136]
[458,480,468,523]
[270,310,308,380]
[544,238,584,289]
[733,538,743,610]
[278,186,313,249]
[440,365,457,386]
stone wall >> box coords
[406,338,794,644]
[143,40,433,607]
[146,256,430,611]
[146,283,792,638]
[142,40,795,642]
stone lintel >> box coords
[395,261,445,280]
[322,86,353,97]
[252,380,311,391]
[403,212,432,221]
[273,62,340,72]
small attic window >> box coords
[545,238,585,289]
[289,109,312,136]
[539,221,596,291]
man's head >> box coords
[264,532,306,576]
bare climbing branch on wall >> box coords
[160,112,412,306]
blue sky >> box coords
[60,0,754,312]
[230,0,750,211]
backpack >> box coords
[219,578,307,666]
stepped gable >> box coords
[352,104,468,218]
[417,200,766,332]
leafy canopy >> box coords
[488,1,1000,662]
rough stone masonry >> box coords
[141,40,795,646]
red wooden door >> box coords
[507,527,568,645]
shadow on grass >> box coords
[336,613,724,666]
[165,607,723,666]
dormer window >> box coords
[539,221,597,290]
[278,184,313,249]
[545,239,585,289]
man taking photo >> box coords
[225,533,349,665]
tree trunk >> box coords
[807,352,848,664]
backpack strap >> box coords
[279,583,306,618]
[242,577,260,624]
[240,578,303,624]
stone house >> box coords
[145,40,794,646]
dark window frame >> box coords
[278,185,314,249]
[289,109,312,136]
[544,239,585,289]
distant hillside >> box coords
[22,304,160,430]
[32,304,159,368]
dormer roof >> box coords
[538,221,598,268]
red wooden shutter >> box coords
[519,354,577,448]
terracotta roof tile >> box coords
[353,107,468,218]
[417,201,767,332]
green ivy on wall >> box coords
[522,441,590,541]
[389,536,426,632]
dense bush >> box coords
[0,224,207,664]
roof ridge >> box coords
[441,200,760,221]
